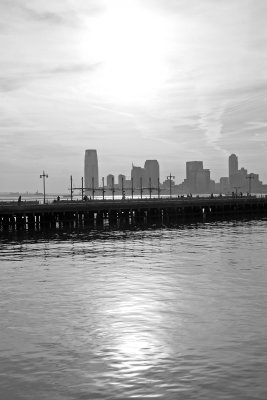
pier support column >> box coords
[16,215,25,230]
[27,214,35,230]
[108,211,117,225]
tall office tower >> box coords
[107,174,114,188]
[196,169,211,193]
[84,149,99,194]
[229,154,238,189]
[144,160,160,188]
[186,161,203,192]
[131,166,145,188]
[118,174,126,188]
[229,154,238,177]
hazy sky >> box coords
[1,0,266,192]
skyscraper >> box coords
[229,154,238,189]
[118,174,126,188]
[131,166,145,188]
[84,149,99,193]
[144,160,160,188]
[107,174,114,188]
[229,154,238,177]
[186,161,203,192]
[196,169,210,193]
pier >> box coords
[1,196,267,231]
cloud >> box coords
[49,63,102,75]
[0,0,267,190]
[0,0,106,29]
[0,62,101,94]
[0,77,23,93]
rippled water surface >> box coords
[1,219,267,399]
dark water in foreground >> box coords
[0,219,267,399]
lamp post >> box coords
[102,177,105,200]
[131,177,134,199]
[112,176,115,200]
[121,177,124,198]
[92,177,95,200]
[167,173,175,198]
[81,177,84,200]
[70,175,73,201]
[40,171,48,204]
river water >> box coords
[0,218,267,399]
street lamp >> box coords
[40,171,48,204]
[102,177,105,200]
[112,176,115,200]
[167,173,175,198]
[131,177,134,199]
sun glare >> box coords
[82,1,171,104]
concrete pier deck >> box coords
[1,196,267,230]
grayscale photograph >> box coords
[0,0,266,399]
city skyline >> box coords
[99,151,266,194]
[0,0,266,192]
[1,150,266,195]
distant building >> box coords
[196,169,211,193]
[107,174,114,188]
[227,154,267,193]
[238,167,248,190]
[229,154,238,177]
[229,154,239,189]
[144,160,160,188]
[84,149,99,194]
[162,178,175,189]
[185,161,213,193]
[186,161,203,180]
[247,173,262,193]
[220,177,230,194]
[118,174,126,188]
[209,179,216,193]
[131,165,145,188]
[186,161,203,192]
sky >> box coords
[0,0,266,193]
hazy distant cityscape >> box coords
[84,150,267,196]
[1,151,266,198]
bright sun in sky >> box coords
[81,1,171,104]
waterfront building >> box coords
[84,149,99,194]
[229,154,238,177]
[220,177,230,194]
[238,168,248,191]
[247,173,262,193]
[182,161,213,193]
[118,174,126,188]
[107,174,114,188]
[144,160,160,188]
[228,154,265,193]
[131,165,145,188]
[196,169,211,193]
[229,154,239,189]
[209,179,216,194]
[186,161,203,192]
[162,178,175,189]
